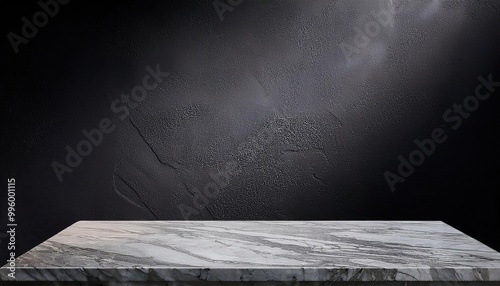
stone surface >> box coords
[3,0,500,269]
[1,221,500,284]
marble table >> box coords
[2,221,500,285]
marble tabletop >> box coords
[2,221,500,284]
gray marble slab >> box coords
[2,221,500,284]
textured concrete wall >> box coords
[1,0,500,260]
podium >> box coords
[2,221,500,285]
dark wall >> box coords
[1,0,500,261]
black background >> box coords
[1,0,500,263]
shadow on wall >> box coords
[0,0,499,262]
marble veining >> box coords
[2,221,500,282]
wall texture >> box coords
[1,0,500,261]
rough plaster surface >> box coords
[1,0,499,261]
